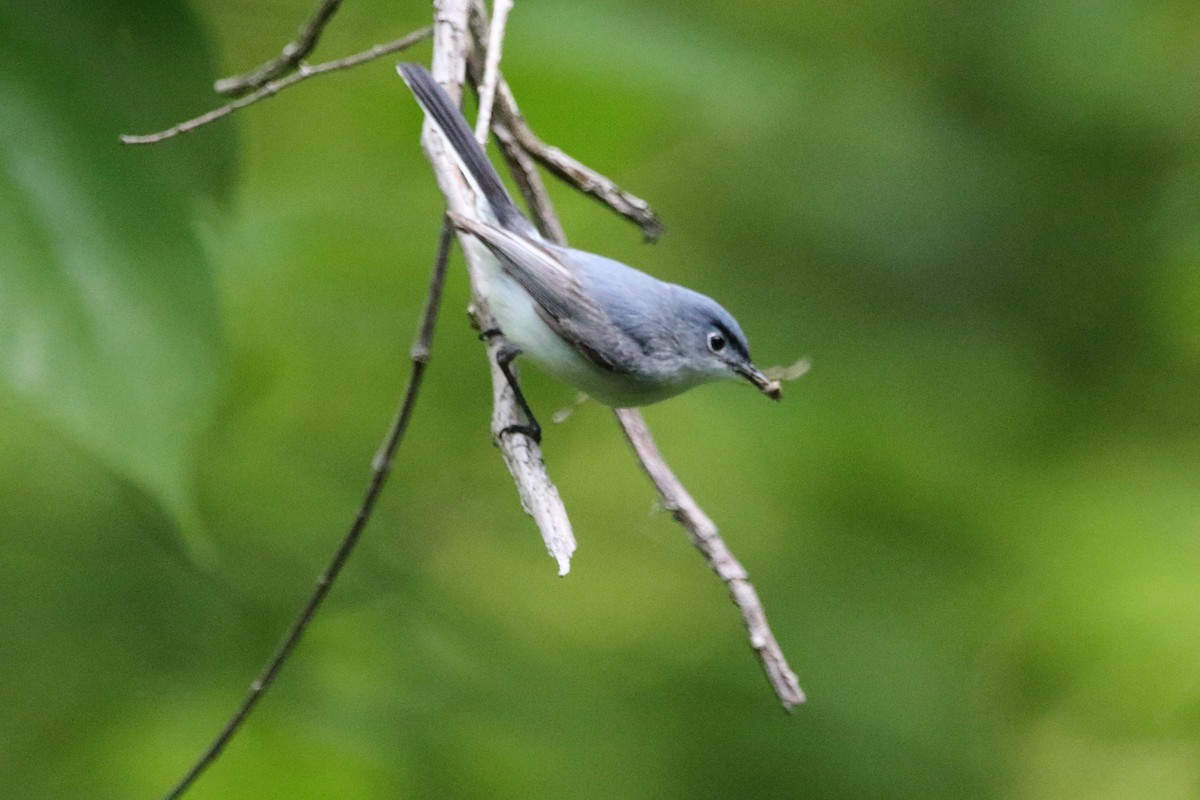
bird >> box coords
[398,63,780,442]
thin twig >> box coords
[615,409,805,710]
[498,84,664,242]
[466,4,803,709]
[491,119,569,242]
[121,26,433,145]
[472,0,513,143]
[214,0,345,96]
[421,0,575,574]
[159,220,456,800]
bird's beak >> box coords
[735,362,783,400]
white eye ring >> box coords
[707,331,727,353]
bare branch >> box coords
[498,86,665,242]
[480,323,575,574]
[463,2,660,241]
[421,0,575,574]
[214,0,344,97]
[615,409,805,709]
[121,26,433,145]
[159,220,456,800]
[491,119,569,242]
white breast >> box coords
[468,244,697,408]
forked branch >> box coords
[464,7,662,241]
[214,0,344,96]
[121,26,433,145]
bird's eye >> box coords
[707,331,727,353]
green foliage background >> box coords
[2,1,1199,797]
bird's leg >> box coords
[495,344,543,443]
[483,332,542,443]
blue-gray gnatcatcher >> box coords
[399,64,781,440]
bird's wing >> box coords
[449,212,640,373]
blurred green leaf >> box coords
[0,1,234,553]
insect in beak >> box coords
[735,362,783,400]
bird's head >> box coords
[673,288,782,400]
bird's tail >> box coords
[397,63,525,230]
